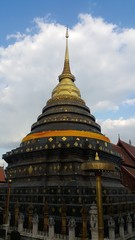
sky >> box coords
[1,0,135,167]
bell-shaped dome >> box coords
[21,28,105,145]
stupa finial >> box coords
[65,26,69,61]
[59,27,75,82]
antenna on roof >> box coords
[118,134,120,140]
[129,139,132,145]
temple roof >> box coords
[117,139,135,159]
[0,167,5,183]
[117,139,135,180]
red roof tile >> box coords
[0,167,5,182]
[117,139,135,161]
[116,139,135,181]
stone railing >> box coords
[1,205,135,240]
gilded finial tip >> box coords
[66,26,69,38]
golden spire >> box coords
[50,27,82,100]
[59,27,75,82]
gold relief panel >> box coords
[77,188,80,194]
[57,165,60,170]
[28,166,33,174]
[52,144,55,149]
[74,142,78,147]
[72,208,75,213]
[62,137,67,141]
[50,165,52,171]
[59,208,61,213]
[54,165,56,171]
[88,144,92,148]
[64,165,67,171]
[49,137,53,142]
[69,164,72,170]
[52,207,55,213]
[58,188,61,193]
[58,143,62,148]
[45,144,48,149]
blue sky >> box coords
[1,0,135,166]
[1,0,135,44]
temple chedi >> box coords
[1,29,135,239]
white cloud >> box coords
[91,100,119,112]
[99,117,135,145]
[123,98,135,105]
[0,160,6,168]
[1,14,135,164]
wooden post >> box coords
[82,207,87,240]
[61,204,67,235]
[5,180,12,224]
[43,201,49,232]
[96,173,104,240]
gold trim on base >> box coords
[22,130,110,143]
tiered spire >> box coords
[59,27,75,82]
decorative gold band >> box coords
[22,130,110,143]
